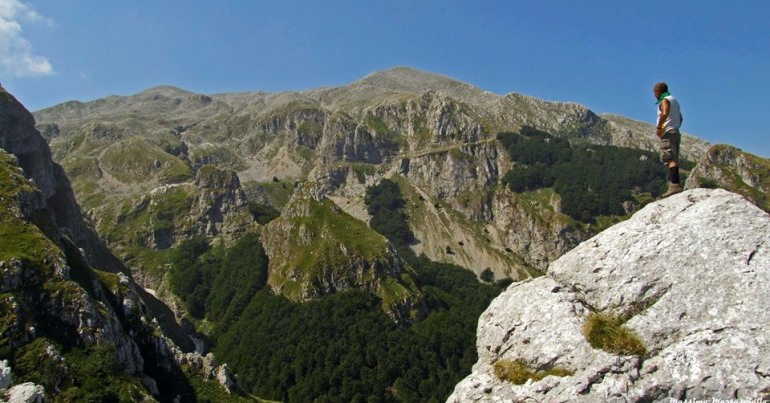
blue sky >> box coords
[2,1,769,157]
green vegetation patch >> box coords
[168,234,268,323]
[216,266,504,402]
[256,179,295,209]
[183,368,256,402]
[102,185,193,248]
[101,137,192,184]
[493,359,573,385]
[0,219,60,264]
[582,313,647,356]
[365,178,415,247]
[247,201,280,225]
[58,343,150,402]
[298,120,323,137]
[293,198,389,263]
[268,197,401,302]
[351,162,377,183]
[0,153,61,264]
[365,114,390,136]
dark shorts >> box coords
[659,129,681,165]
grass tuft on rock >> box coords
[582,313,646,356]
[493,359,573,385]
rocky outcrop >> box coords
[496,93,609,141]
[189,165,254,238]
[451,189,770,402]
[686,144,770,213]
[94,165,256,288]
[490,189,587,272]
[0,87,123,273]
[262,182,426,323]
[398,140,502,201]
[0,149,145,394]
[176,352,238,394]
[5,382,46,402]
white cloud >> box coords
[0,0,54,77]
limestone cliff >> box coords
[0,89,245,401]
[686,144,770,213]
[1,87,122,273]
[90,163,257,290]
[451,189,770,402]
[0,148,150,399]
[262,183,426,323]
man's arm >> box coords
[656,99,670,138]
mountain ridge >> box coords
[34,66,712,161]
[30,67,717,287]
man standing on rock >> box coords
[654,82,684,197]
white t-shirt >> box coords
[658,95,682,131]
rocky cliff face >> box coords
[1,87,122,273]
[686,144,770,213]
[0,89,241,401]
[88,163,256,290]
[262,183,426,323]
[450,189,770,402]
[0,148,151,399]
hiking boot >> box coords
[662,183,683,198]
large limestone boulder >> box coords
[5,382,45,403]
[450,188,770,402]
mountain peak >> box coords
[137,85,195,98]
[307,66,500,110]
[353,66,490,98]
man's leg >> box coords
[668,161,680,185]
[661,131,683,197]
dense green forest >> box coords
[167,179,506,402]
[498,127,676,222]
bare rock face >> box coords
[0,360,12,389]
[686,144,770,213]
[5,382,46,402]
[399,140,501,201]
[189,164,254,238]
[450,189,770,402]
[0,87,122,272]
[490,190,586,272]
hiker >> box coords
[654,82,683,197]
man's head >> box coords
[653,82,669,99]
